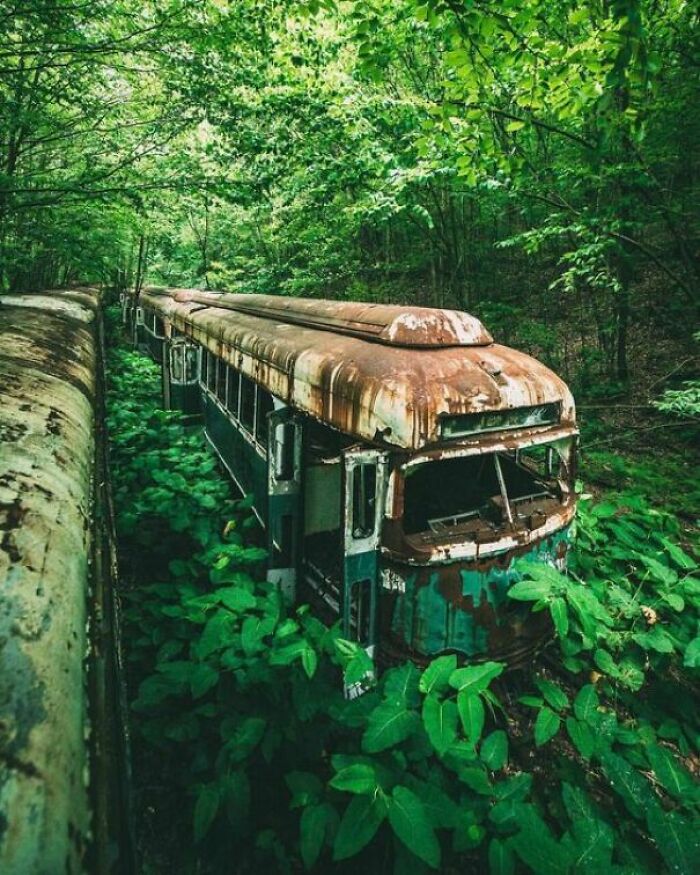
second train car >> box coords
[124,287,577,665]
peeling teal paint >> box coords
[389,525,572,658]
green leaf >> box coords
[481,730,508,770]
[419,654,457,694]
[506,119,526,132]
[301,645,318,679]
[489,837,515,875]
[300,802,335,870]
[549,598,569,638]
[534,678,569,712]
[600,752,654,819]
[566,717,595,759]
[510,806,574,875]
[458,766,493,795]
[219,585,257,612]
[330,763,378,795]
[194,784,220,843]
[561,783,613,869]
[646,743,695,799]
[387,786,441,869]
[457,691,485,744]
[190,662,219,698]
[422,694,458,755]
[449,661,504,695]
[286,771,322,808]
[333,794,386,861]
[573,684,599,724]
[534,707,560,747]
[197,612,233,659]
[507,579,552,601]
[646,801,700,874]
[660,538,698,571]
[594,648,620,678]
[684,636,700,668]
[363,697,420,753]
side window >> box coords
[155,316,165,337]
[184,345,199,383]
[216,357,227,403]
[240,374,255,432]
[274,422,296,481]
[206,351,217,393]
[255,389,274,447]
[199,347,207,386]
[226,366,240,418]
[352,464,377,539]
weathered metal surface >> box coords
[137,288,576,452]
[166,289,494,347]
[0,290,97,873]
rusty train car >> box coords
[125,287,577,665]
[0,289,132,873]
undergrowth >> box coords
[106,317,700,875]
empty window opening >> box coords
[352,464,377,539]
[227,366,240,417]
[216,358,227,404]
[256,390,275,447]
[240,375,256,432]
[206,351,217,394]
[403,444,569,537]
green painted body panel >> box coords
[203,395,268,522]
[386,526,572,659]
[343,549,379,646]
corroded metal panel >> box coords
[0,290,97,874]
[137,288,576,452]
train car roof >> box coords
[139,287,576,451]
[0,288,99,871]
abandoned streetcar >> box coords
[125,287,577,665]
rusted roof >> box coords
[162,289,494,348]
[140,288,576,451]
[0,288,98,873]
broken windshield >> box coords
[402,439,572,537]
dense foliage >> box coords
[106,315,699,874]
[2,0,698,391]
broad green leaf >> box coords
[493,773,532,802]
[510,805,574,875]
[646,802,700,874]
[507,579,553,601]
[387,786,441,869]
[300,802,335,870]
[594,648,620,677]
[219,585,257,612]
[549,598,569,638]
[285,771,322,808]
[449,661,504,695]
[489,837,515,875]
[534,678,569,712]
[459,766,493,795]
[600,752,654,819]
[573,684,599,724]
[566,717,595,759]
[330,763,377,795]
[333,793,386,861]
[190,662,219,698]
[561,783,613,869]
[660,538,698,571]
[419,654,457,694]
[646,743,695,799]
[422,694,458,754]
[534,707,560,747]
[481,730,508,770]
[684,636,700,668]
[363,697,420,753]
[457,691,485,744]
[194,784,220,843]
